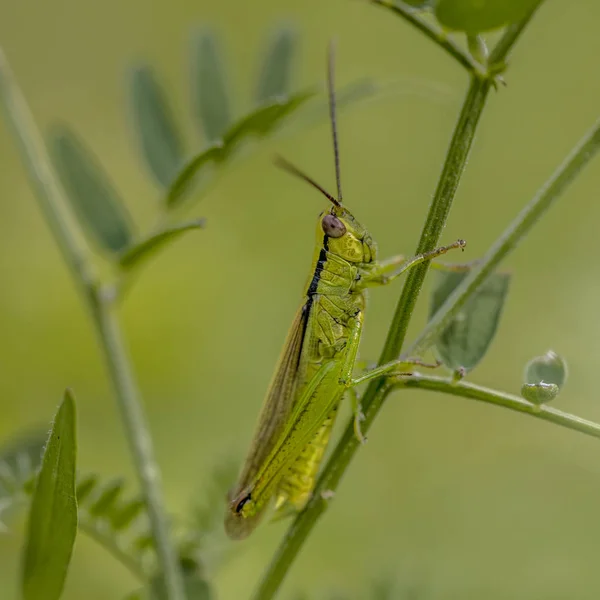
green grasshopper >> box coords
[224,43,465,541]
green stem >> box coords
[369,0,486,76]
[253,10,543,599]
[407,116,600,358]
[395,375,600,441]
[0,50,186,600]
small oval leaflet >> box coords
[434,0,541,34]
[255,25,298,104]
[191,28,232,143]
[428,268,511,372]
[49,124,134,253]
[129,65,186,189]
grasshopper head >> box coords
[318,206,376,264]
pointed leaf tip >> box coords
[22,390,77,600]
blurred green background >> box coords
[2,1,600,598]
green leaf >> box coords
[129,65,185,189]
[149,569,212,600]
[434,0,540,34]
[0,430,46,500]
[165,90,315,209]
[191,29,232,143]
[119,219,205,271]
[88,478,124,517]
[429,269,510,372]
[255,26,297,104]
[22,389,78,600]
[49,124,134,253]
[521,382,559,406]
[524,350,568,389]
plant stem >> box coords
[407,116,600,358]
[253,9,543,599]
[369,0,486,76]
[0,50,186,600]
[90,294,186,599]
[395,374,600,441]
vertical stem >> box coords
[0,50,186,600]
[253,3,546,593]
[91,295,186,600]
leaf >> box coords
[49,124,134,253]
[149,569,212,600]
[165,90,315,208]
[0,430,46,500]
[429,269,510,372]
[129,65,185,189]
[255,25,297,104]
[524,350,568,389]
[88,478,125,517]
[22,389,78,600]
[434,0,540,34]
[119,219,205,271]
[191,28,232,143]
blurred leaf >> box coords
[119,219,205,271]
[129,65,185,189]
[524,350,568,389]
[403,0,434,7]
[75,473,97,503]
[22,389,77,600]
[149,568,212,600]
[435,0,540,33]
[255,25,297,104]
[521,382,559,405]
[191,29,232,142]
[88,478,125,516]
[0,429,46,501]
[429,269,510,372]
[49,124,134,253]
[166,90,315,208]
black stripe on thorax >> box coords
[301,235,329,339]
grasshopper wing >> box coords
[225,303,309,539]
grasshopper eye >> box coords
[322,214,346,238]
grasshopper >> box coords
[225,43,465,540]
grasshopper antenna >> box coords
[274,155,341,208]
[328,39,343,204]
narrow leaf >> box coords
[75,473,98,503]
[49,125,134,253]
[255,26,297,104]
[166,90,315,209]
[110,498,145,530]
[0,430,46,499]
[119,219,205,270]
[222,89,315,153]
[22,389,78,600]
[429,269,510,372]
[191,29,231,142]
[435,0,540,34]
[88,478,124,516]
[129,65,185,189]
